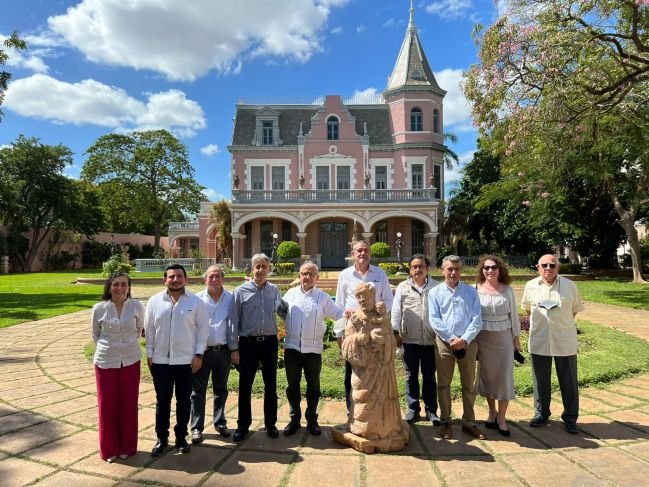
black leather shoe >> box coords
[151,439,168,457]
[191,429,203,444]
[484,420,497,429]
[404,409,420,423]
[266,425,279,438]
[216,424,231,438]
[529,415,549,427]
[307,421,321,436]
[175,438,190,454]
[564,422,579,434]
[233,429,248,442]
[283,421,301,436]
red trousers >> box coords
[95,361,140,460]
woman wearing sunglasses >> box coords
[474,255,521,436]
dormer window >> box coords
[262,121,274,145]
[327,116,339,140]
[410,108,423,132]
[433,109,439,133]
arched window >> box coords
[327,116,339,140]
[410,108,423,131]
[433,109,439,133]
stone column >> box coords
[1,256,9,274]
[424,232,438,268]
[231,232,244,271]
[296,232,307,255]
[361,232,373,242]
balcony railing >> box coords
[168,222,199,232]
[232,188,438,203]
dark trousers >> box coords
[237,335,278,431]
[151,363,193,442]
[531,353,579,424]
[284,348,322,423]
[344,361,352,412]
[402,343,438,415]
[191,348,231,432]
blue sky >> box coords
[1,0,504,203]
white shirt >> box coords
[196,288,233,347]
[144,289,209,365]
[335,264,393,338]
[521,276,585,356]
[92,298,145,369]
[284,286,343,354]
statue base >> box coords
[331,422,410,454]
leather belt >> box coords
[240,335,276,342]
[206,344,228,351]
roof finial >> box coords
[409,0,415,30]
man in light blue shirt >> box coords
[428,255,484,440]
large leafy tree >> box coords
[82,129,205,252]
[0,136,104,271]
[208,199,232,260]
[1,32,26,121]
[464,0,649,282]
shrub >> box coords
[277,241,301,261]
[370,242,391,258]
[81,240,112,268]
[275,262,295,275]
[436,245,454,267]
[102,253,133,276]
[559,262,582,274]
[48,251,77,270]
[379,263,401,275]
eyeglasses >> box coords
[300,272,316,277]
[483,265,498,271]
[539,263,557,269]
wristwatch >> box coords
[195,354,203,359]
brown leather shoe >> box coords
[462,424,486,439]
[440,422,453,439]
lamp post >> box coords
[395,232,407,275]
[269,233,279,276]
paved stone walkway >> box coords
[2,295,649,486]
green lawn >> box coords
[575,278,649,310]
[0,270,104,328]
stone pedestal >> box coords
[331,422,410,454]
[0,256,8,274]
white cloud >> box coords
[444,149,475,195]
[356,24,366,33]
[47,0,349,81]
[1,33,50,73]
[5,74,206,137]
[331,26,343,35]
[434,68,472,127]
[383,18,395,27]
[200,144,220,156]
[425,0,473,21]
[344,87,381,104]
[202,188,226,201]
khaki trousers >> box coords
[435,336,478,426]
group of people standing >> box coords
[90,241,584,463]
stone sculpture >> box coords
[332,283,410,453]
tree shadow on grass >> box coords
[0,292,99,327]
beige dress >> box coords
[476,287,519,400]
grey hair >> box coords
[251,253,271,266]
[300,260,319,274]
[202,265,224,279]
[442,255,462,266]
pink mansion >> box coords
[169,6,447,269]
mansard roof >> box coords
[384,3,445,96]
[230,105,394,147]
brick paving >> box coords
[1,291,649,486]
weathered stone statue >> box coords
[332,283,410,453]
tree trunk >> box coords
[154,220,161,255]
[616,216,647,284]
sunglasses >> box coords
[483,265,499,271]
[539,263,557,269]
